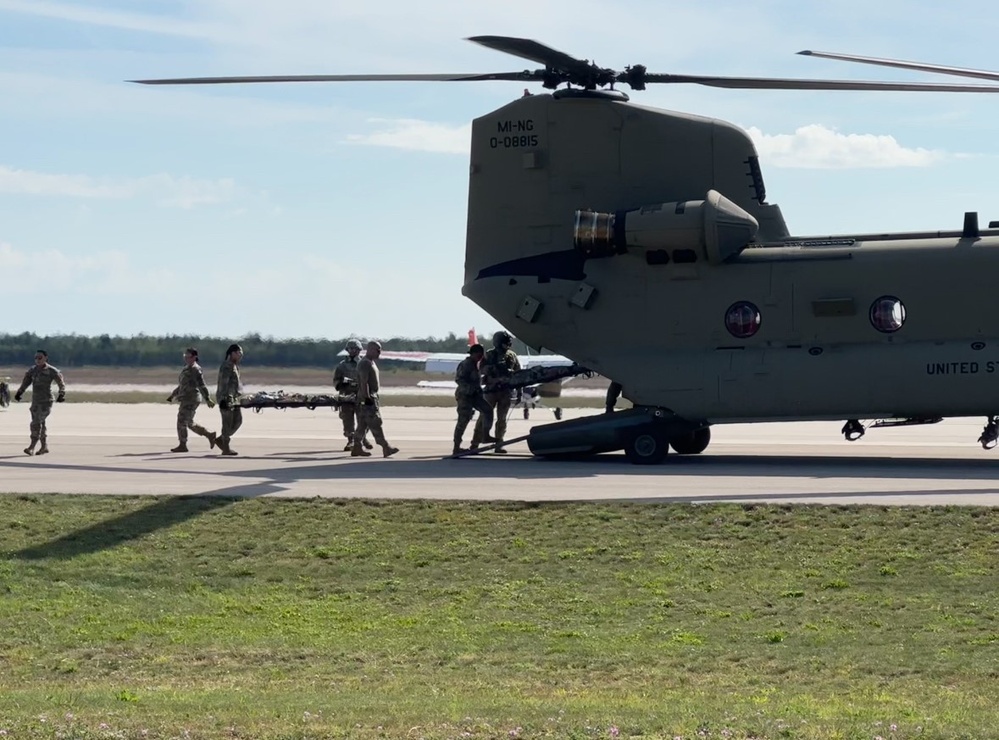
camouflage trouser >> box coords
[339,404,357,440]
[455,393,493,447]
[354,402,388,448]
[29,401,53,444]
[219,407,243,443]
[472,390,511,445]
[177,402,213,444]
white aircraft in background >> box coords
[378,329,574,419]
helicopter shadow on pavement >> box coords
[6,449,999,562]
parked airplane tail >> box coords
[468,328,478,346]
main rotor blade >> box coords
[641,73,999,92]
[467,36,591,71]
[799,50,999,83]
[131,72,539,85]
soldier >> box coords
[13,349,66,456]
[472,330,520,453]
[453,343,496,456]
[333,338,372,452]
[216,343,244,456]
[605,381,623,414]
[351,340,399,458]
[166,347,217,452]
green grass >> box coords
[0,497,997,738]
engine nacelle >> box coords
[573,189,759,264]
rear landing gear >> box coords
[624,426,670,465]
[979,416,999,449]
[842,419,865,441]
[670,427,711,455]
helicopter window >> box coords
[725,301,761,339]
[673,249,697,264]
[870,296,906,333]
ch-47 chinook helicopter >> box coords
[134,36,999,464]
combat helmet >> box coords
[345,338,362,353]
[492,330,513,350]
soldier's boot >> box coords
[351,444,372,457]
[208,431,218,450]
[23,440,36,456]
[452,445,469,456]
[344,434,354,452]
[494,437,508,454]
[483,433,497,443]
[171,443,189,453]
[382,443,399,458]
[218,436,238,456]
[362,436,374,449]
[36,444,49,455]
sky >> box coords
[2,0,999,341]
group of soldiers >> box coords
[9,341,402,458]
[451,330,520,456]
[9,331,567,459]
[173,339,398,458]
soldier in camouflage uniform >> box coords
[453,343,495,456]
[351,341,399,458]
[333,338,372,452]
[166,347,217,452]
[215,343,244,456]
[472,330,520,453]
[14,349,66,456]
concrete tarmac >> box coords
[2,404,999,505]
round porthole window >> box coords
[870,296,906,333]
[725,301,761,339]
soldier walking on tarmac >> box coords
[472,330,520,453]
[333,338,372,452]
[14,349,65,456]
[216,343,244,456]
[167,347,217,452]
[453,343,496,456]
[351,341,399,458]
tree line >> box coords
[0,331,532,368]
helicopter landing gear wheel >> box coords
[624,426,670,465]
[554,407,563,420]
[670,427,711,455]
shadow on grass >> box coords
[12,495,236,561]
[6,450,999,560]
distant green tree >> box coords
[0,331,535,368]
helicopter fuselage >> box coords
[463,92,999,426]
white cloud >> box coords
[343,118,951,168]
[0,0,231,41]
[746,124,947,169]
[0,240,178,295]
[345,118,471,155]
[0,165,243,208]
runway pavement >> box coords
[2,404,999,505]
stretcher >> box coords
[235,390,355,412]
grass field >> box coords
[1,497,997,739]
